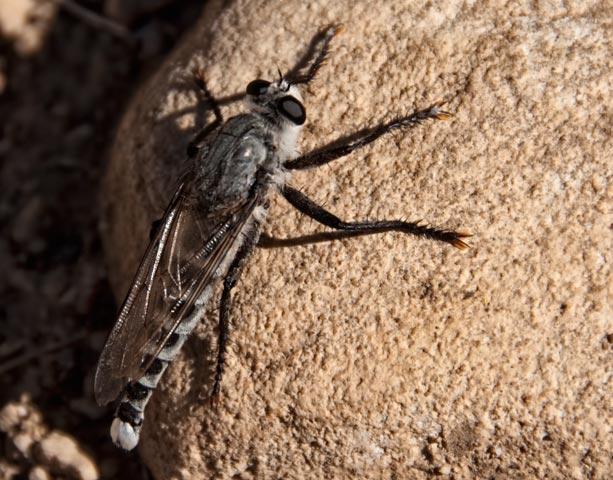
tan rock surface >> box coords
[102,0,612,478]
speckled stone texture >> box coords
[101,0,612,478]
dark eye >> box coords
[246,79,271,96]
[277,96,306,125]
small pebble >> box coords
[13,432,35,456]
[590,174,605,194]
[37,431,99,480]
[29,465,51,480]
[0,402,28,431]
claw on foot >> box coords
[430,100,453,120]
[451,231,472,250]
[210,391,221,410]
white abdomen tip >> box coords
[110,418,140,451]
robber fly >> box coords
[94,25,470,450]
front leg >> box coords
[281,186,470,250]
[284,102,451,170]
[187,68,224,158]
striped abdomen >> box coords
[110,300,205,450]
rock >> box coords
[29,465,51,480]
[36,431,99,480]
[0,0,56,55]
[1,397,100,480]
[0,396,47,444]
[13,432,35,458]
[101,0,613,478]
[0,402,29,432]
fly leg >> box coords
[286,24,343,85]
[284,102,451,170]
[281,186,470,250]
[187,68,224,158]
[211,223,261,406]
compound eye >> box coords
[277,96,306,125]
[246,79,271,96]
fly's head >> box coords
[245,76,306,162]
[245,77,306,128]
[243,25,341,162]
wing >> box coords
[94,181,256,405]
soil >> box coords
[0,2,203,478]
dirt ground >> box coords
[0,2,204,478]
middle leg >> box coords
[281,186,470,250]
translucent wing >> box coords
[94,181,255,405]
